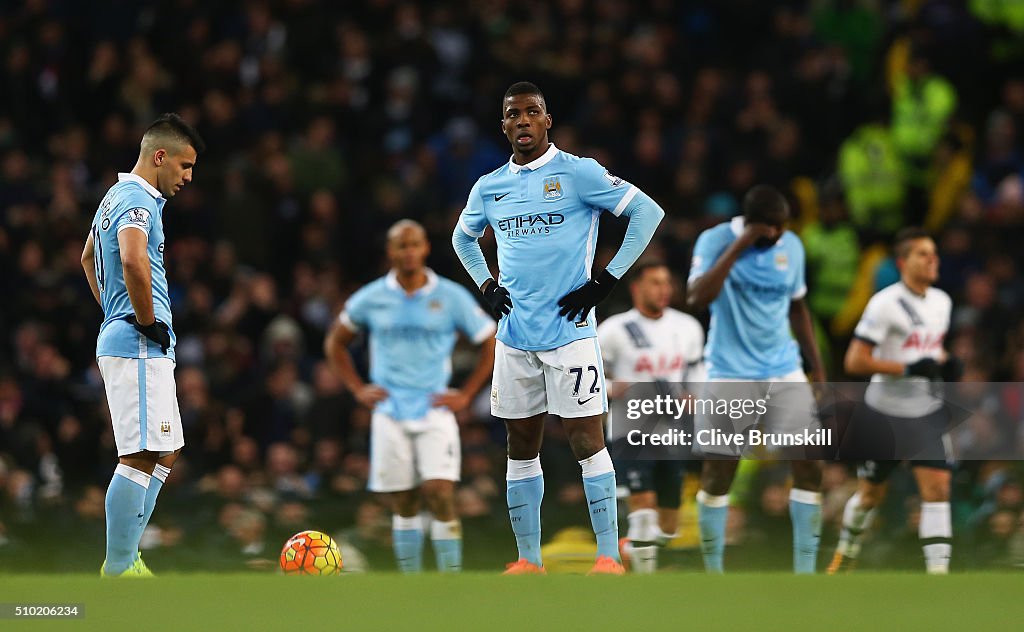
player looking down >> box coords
[82,113,204,577]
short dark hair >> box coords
[503,81,545,105]
[894,227,931,259]
[630,260,669,284]
[742,185,788,224]
[143,113,206,155]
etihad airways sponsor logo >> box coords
[498,212,564,238]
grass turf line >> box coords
[1,572,1021,632]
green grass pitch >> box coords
[2,572,1021,631]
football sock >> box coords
[392,515,424,573]
[627,508,660,574]
[790,488,822,574]
[920,501,952,574]
[836,492,877,559]
[697,490,729,573]
[430,519,462,573]
[140,464,171,539]
[506,456,544,566]
[654,527,676,547]
[579,448,620,561]
[104,464,150,575]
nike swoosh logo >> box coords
[589,497,612,505]
[508,504,528,511]
[494,192,510,201]
[578,397,595,405]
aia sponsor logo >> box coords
[902,331,944,351]
[633,354,684,375]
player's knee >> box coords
[700,460,739,496]
[563,418,606,461]
[919,479,950,502]
[421,480,456,518]
[119,451,160,474]
[421,479,454,500]
[391,490,421,517]
[157,448,182,469]
[790,460,823,491]
[858,485,886,508]
[506,433,542,460]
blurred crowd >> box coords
[2,0,1024,571]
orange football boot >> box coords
[503,558,547,575]
[587,555,626,576]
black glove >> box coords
[482,280,512,318]
[941,356,964,383]
[557,269,618,321]
[905,358,941,380]
[126,315,171,354]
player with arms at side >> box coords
[829,227,959,575]
[325,220,496,573]
[452,82,665,575]
[686,186,827,574]
[598,261,705,573]
[81,113,204,576]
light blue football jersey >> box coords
[457,144,638,351]
[91,173,175,360]
[341,270,496,420]
[689,217,807,379]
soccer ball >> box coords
[280,530,343,575]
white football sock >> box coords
[838,493,877,558]
[920,501,952,574]
[627,509,660,574]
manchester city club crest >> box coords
[774,251,789,271]
[542,176,563,200]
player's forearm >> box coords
[460,337,496,397]
[686,240,747,310]
[605,192,665,278]
[844,349,904,377]
[789,299,825,379]
[81,256,101,305]
[122,256,156,324]
[452,225,492,290]
[327,346,367,394]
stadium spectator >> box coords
[1,0,1023,572]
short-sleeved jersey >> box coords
[457,144,638,351]
[598,308,705,384]
[854,282,952,417]
[340,270,496,421]
[689,217,807,379]
[91,173,174,360]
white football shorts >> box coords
[694,369,820,457]
[368,408,461,493]
[98,356,184,457]
[491,337,608,420]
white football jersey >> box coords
[853,282,952,417]
[598,307,706,385]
